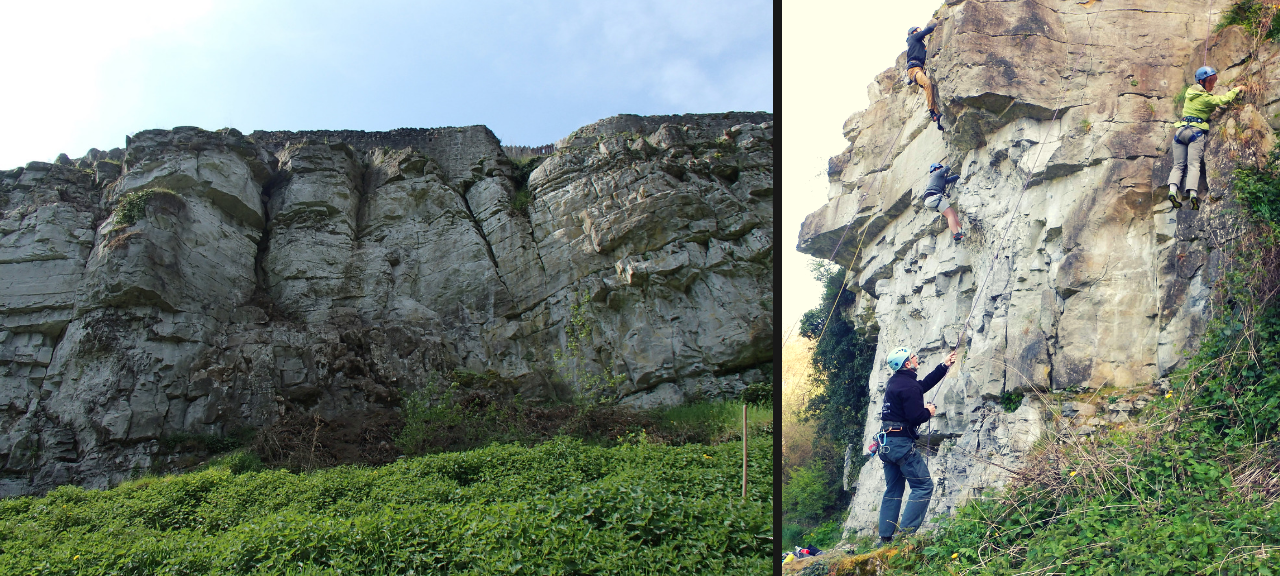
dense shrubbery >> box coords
[1218,0,1280,41]
[876,138,1280,575]
[783,262,877,551]
[395,377,773,456]
[0,435,772,575]
[797,267,876,446]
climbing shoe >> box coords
[1188,196,1200,211]
[1167,193,1182,209]
[953,231,965,242]
[878,537,894,548]
[930,110,944,131]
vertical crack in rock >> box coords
[453,180,511,295]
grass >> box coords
[395,385,772,456]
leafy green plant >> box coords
[554,293,628,402]
[740,380,773,406]
[113,188,156,228]
[1232,145,1280,223]
[0,436,773,575]
[997,389,1024,412]
[798,264,877,445]
[782,460,836,526]
[1217,0,1280,41]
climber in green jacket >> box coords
[1166,66,1243,211]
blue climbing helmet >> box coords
[887,347,913,371]
[929,163,944,173]
[1195,66,1218,84]
[908,26,921,36]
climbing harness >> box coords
[1174,125,1206,146]
[868,422,905,455]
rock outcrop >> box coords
[0,112,773,495]
[797,0,1273,537]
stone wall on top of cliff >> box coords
[797,0,1279,538]
[0,111,773,496]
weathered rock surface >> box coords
[797,0,1269,537]
[0,112,773,495]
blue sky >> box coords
[0,0,772,169]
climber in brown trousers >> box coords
[906,21,943,131]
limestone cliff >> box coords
[797,0,1274,537]
[0,112,774,495]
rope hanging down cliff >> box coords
[809,91,926,349]
[925,5,1102,410]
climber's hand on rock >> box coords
[926,403,938,416]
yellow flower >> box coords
[1165,392,1172,399]
[704,454,711,459]
[74,556,80,561]
[951,552,959,559]
[1070,471,1077,477]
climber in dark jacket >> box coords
[906,21,943,130]
[875,346,956,546]
[923,163,963,242]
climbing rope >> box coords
[1205,6,1213,68]
[926,4,1101,412]
[808,91,926,351]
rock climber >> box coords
[906,21,944,131]
[1166,66,1243,211]
[875,346,956,546]
[923,163,964,242]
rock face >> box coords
[797,0,1274,537]
[0,112,774,495]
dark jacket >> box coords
[905,23,937,69]
[879,362,949,439]
[924,166,959,196]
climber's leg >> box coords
[1167,136,1188,208]
[942,206,962,239]
[910,67,937,115]
[879,448,907,540]
[1186,135,1207,210]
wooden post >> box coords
[742,404,748,500]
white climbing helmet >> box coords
[887,347,913,371]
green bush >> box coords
[1232,145,1280,224]
[740,380,773,406]
[997,389,1024,412]
[798,264,877,446]
[114,189,156,227]
[802,519,845,550]
[0,436,772,574]
[782,460,836,526]
[1217,0,1280,41]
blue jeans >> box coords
[877,436,934,539]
